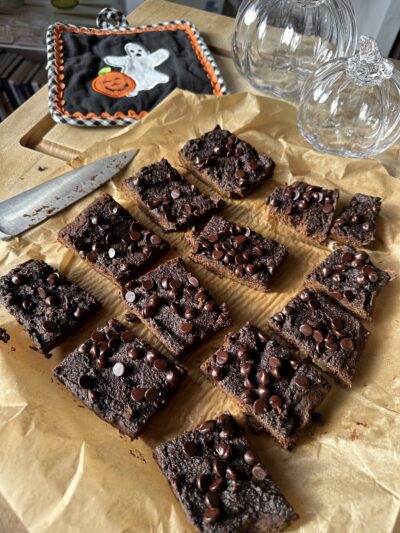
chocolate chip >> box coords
[215,442,232,460]
[243,450,257,468]
[340,338,354,352]
[79,374,93,389]
[256,369,270,386]
[121,330,135,343]
[37,287,47,299]
[269,395,282,409]
[196,474,211,493]
[254,398,268,414]
[145,387,159,402]
[198,420,215,433]
[11,274,23,286]
[130,231,142,242]
[73,307,86,319]
[154,358,168,372]
[216,350,229,365]
[313,330,324,343]
[294,375,310,388]
[300,324,313,337]
[252,464,267,480]
[131,387,146,401]
[128,347,142,359]
[183,441,198,457]
[213,459,225,477]
[235,169,245,179]
[211,366,225,381]
[42,320,56,332]
[142,279,154,291]
[331,317,344,330]
[203,508,220,524]
[205,491,220,509]
[369,272,378,282]
[269,356,281,368]
[150,234,162,246]
[209,477,224,493]
[47,273,60,286]
[204,301,217,312]
[166,369,180,386]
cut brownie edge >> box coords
[58,193,169,287]
[53,319,186,438]
[123,159,225,232]
[153,412,298,532]
[201,323,331,449]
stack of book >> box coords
[0,50,47,121]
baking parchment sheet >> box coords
[0,89,399,533]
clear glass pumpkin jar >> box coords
[298,36,400,159]
[232,0,357,100]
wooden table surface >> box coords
[0,1,399,531]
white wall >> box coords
[352,0,399,55]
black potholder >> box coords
[47,9,227,127]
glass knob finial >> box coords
[346,36,394,86]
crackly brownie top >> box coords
[306,246,392,316]
[54,319,185,435]
[331,194,381,246]
[269,289,368,385]
[154,413,298,532]
[180,125,275,196]
[203,324,330,442]
[266,181,339,241]
[191,216,288,288]
[122,258,232,356]
[0,259,99,353]
[125,159,224,230]
[58,194,168,284]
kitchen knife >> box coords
[0,149,138,241]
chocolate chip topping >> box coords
[190,215,288,291]
[58,193,168,286]
[267,181,339,242]
[153,412,298,531]
[269,289,369,387]
[53,319,185,438]
[331,194,382,247]
[202,323,330,449]
[123,159,224,231]
[0,259,100,355]
[122,258,232,357]
[305,245,393,319]
[180,125,275,198]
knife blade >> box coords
[0,149,138,241]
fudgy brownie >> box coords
[189,215,288,292]
[266,181,339,243]
[330,194,381,247]
[53,319,185,438]
[267,289,369,387]
[179,125,275,198]
[122,258,232,357]
[58,193,169,286]
[123,159,224,231]
[201,324,330,449]
[153,412,298,532]
[0,260,99,355]
[305,246,394,320]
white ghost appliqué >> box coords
[104,43,170,97]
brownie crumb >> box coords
[0,327,10,343]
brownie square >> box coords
[330,194,382,247]
[267,290,369,387]
[305,246,394,319]
[266,181,339,243]
[53,319,185,438]
[189,215,288,292]
[0,260,99,355]
[179,125,275,198]
[153,412,298,532]
[58,193,169,286]
[123,159,224,231]
[122,257,232,357]
[201,324,330,449]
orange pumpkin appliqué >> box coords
[92,71,136,98]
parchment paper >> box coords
[0,89,399,533]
